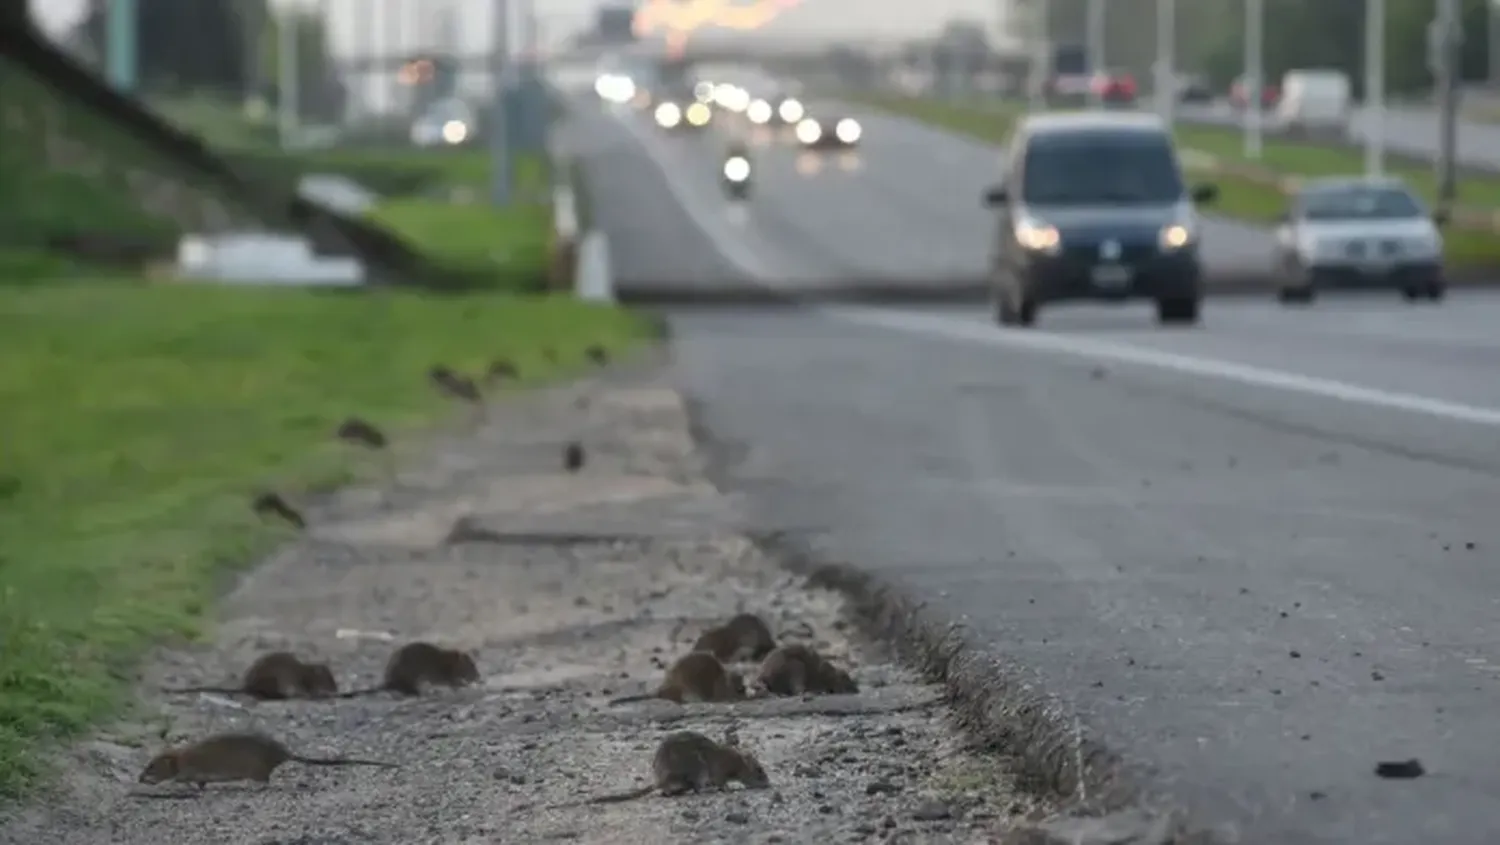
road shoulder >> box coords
[1,351,1052,844]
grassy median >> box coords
[0,53,644,798]
[855,94,1500,270]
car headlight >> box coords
[795,118,822,144]
[686,102,711,126]
[1159,223,1192,250]
[835,118,861,143]
[778,98,804,122]
[441,120,468,144]
[723,155,751,182]
[747,99,772,124]
[694,81,715,103]
[1016,220,1061,253]
[654,102,682,127]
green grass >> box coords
[223,147,551,200]
[855,94,1500,268]
[368,196,552,292]
[0,283,651,798]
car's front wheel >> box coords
[1277,255,1317,305]
[1156,296,1200,325]
[993,273,1037,327]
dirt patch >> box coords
[0,353,1042,843]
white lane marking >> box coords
[830,307,1500,428]
[607,107,780,280]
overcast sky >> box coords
[30,0,1018,53]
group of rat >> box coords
[138,613,858,806]
[140,344,862,805]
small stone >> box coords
[912,800,951,821]
[725,811,749,824]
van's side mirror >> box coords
[982,185,1007,207]
[1191,183,1218,204]
[1433,208,1450,226]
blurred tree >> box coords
[256,7,346,122]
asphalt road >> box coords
[1179,101,1500,171]
[574,97,1500,843]
[561,97,1277,296]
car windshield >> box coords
[1020,133,1185,205]
[1299,186,1423,220]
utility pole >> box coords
[1155,0,1175,124]
[491,0,513,206]
[1364,0,1385,176]
[277,7,299,148]
[1244,0,1263,159]
[1435,0,1461,207]
[1030,0,1050,111]
[1086,0,1104,109]
[105,0,138,91]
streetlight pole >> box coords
[1156,0,1176,124]
[277,7,299,148]
[490,0,513,206]
[105,0,138,92]
[1086,0,1105,109]
[1244,0,1263,159]
[1364,0,1385,176]
[1029,0,1050,111]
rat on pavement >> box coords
[550,730,769,807]
[691,613,777,664]
[337,641,481,697]
[134,732,397,789]
[755,643,859,696]
[608,652,745,705]
[160,651,338,700]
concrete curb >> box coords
[575,230,615,303]
[676,404,1237,845]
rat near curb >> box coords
[160,651,338,700]
[608,652,746,705]
[135,731,397,789]
[250,491,305,529]
[563,441,585,472]
[585,345,608,366]
[485,358,517,383]
[334,417,387,449]
[692,613,777,664]
[428,365,482,403]
[755,643,859,696]
[549,730,769,807]
[337,641,481,697]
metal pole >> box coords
[1490,0,1499,88]
[491,0,513,206]
[105,0,138,92]
[1156,0,1175,124]
[277,7,299,148]
[1086,0,1105,109]
[1030,0,1050,111]
[1245,0,1263,159]
[1364,0,1385,176]
[1436,0,1461,207]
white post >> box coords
[1086,0,1105,109]
[1245,0,1263,159]
[1365,0,1385,175]
[1156,0,1176,123]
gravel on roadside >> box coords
[0,352,1048,845]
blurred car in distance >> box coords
[1175,74,1213,103]
[981,111,1217,328]
[1272,177,1446,304]
[1092,71,1137,105]
[1230,74,1280,109]
[794,114,861,148]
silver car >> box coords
[1273,177,1446,304]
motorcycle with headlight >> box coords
[721,144,753,200]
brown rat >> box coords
[585,344,608,366]
[551,730,769,806]
[334,417,387,449]
[691,613,777,664]
[608,652,745,705]
[160,651,338,700]
[338,641,481,697]
[428,365,481,403]
[251,491,305,529]
[754,643,859,696]
[563,441,585,472]
[485,358,517,382]
[135,731,397,789]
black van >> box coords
[981,111,1218,327]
